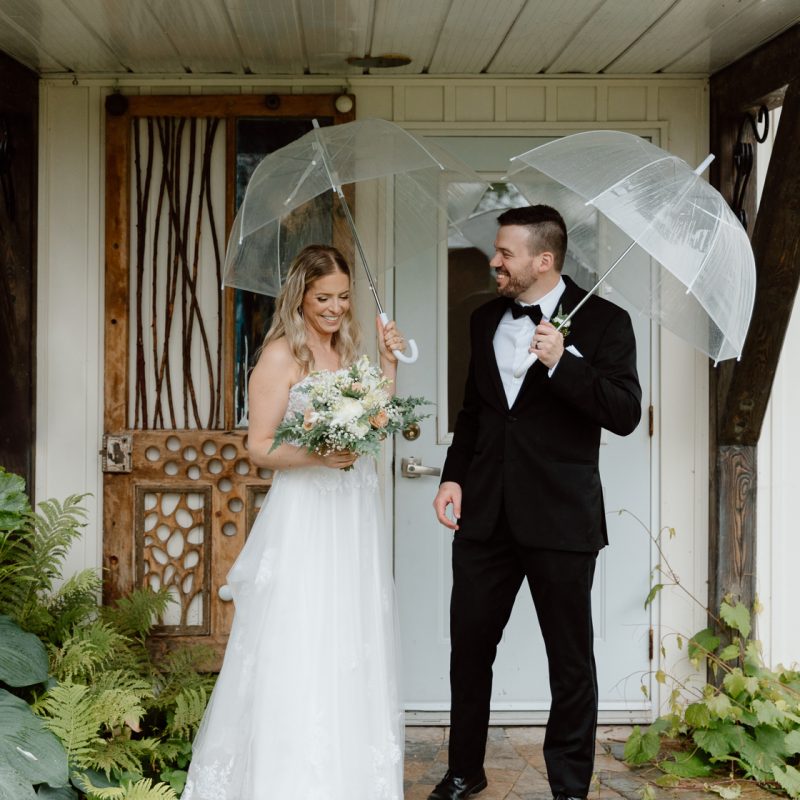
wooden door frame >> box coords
[102,93,355,660]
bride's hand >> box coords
[317,449,358,470]
[377,317,406,365]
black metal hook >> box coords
[731,104,769,231]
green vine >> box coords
[620,510,800,799]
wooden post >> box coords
[709,26,800,624]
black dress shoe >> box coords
[428,769,488,800]
[553,794,586,800]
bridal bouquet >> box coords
[272,356,429,461]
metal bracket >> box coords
[100,433,133,473]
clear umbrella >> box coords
[506,130,756,376]
[455,180,599,291]
[224,117,487,363]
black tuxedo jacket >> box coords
[441,275,642,552]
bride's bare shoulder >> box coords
[250,339,302,389]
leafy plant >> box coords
[622,510,800,798]
[0,468,214,799]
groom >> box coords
[430,205,642,800]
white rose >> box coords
[332,397,363,425]
[352,422,370,438]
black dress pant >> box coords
[448,513,599,797]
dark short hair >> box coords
[496,205,567,271]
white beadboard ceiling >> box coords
[0,0,797,77]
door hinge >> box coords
[648,405,654,437]
[100,433,132,473]
[648,627,654,660]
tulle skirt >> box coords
[182,458,404,800]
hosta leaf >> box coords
[0,616,49,688]
[0,689,68,788]
[773,765,800,799]
[689,629,720,665]
[36,786,79,799]
[658,751,712,778]
[624,725,661,765]
[0,763,36,800]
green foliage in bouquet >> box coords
[620,511,800,799]
[272,356,430,460]
[0,468,215,800]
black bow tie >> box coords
[508,300,543,324]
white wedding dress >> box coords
[182,375,404,800]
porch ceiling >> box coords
[0,0,797,78]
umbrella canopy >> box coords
[507,130,756,364]
[223,118,486,299]
[455,180,599,291]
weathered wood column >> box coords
[709,26,800,622]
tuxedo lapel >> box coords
[481,299,511,412]
[511,276,587,412]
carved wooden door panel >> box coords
[103,95,354,665]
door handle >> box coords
[401,457,441,479]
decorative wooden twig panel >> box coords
[131,116,224,430]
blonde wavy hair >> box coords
[263,244,362,375]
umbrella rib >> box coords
[395,125,446,170]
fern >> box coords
[77,774,178,800]
[37,682,104,763]
[50,621,132,683]
[0,494,89,632]
[169,687,207,740]
[150,645,216,710]
[89,732,161,777]
[102,588,173,641]
[46,568,103,641]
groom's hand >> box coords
[434,481,462,530]
[530,320,564,369]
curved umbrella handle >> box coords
[379,312,419,364]
[513,351,539,379]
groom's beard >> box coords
[494,268,536,299]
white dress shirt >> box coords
[493,278,566,408]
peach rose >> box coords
[302,408,316,431]
[369,409,389,429]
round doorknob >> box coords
[218,584,233,601]
[402,422,421,441]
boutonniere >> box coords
[550,304,571,338]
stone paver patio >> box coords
[403,726,776,800]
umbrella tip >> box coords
[694,153,715,176]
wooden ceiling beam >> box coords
[710,24,800,110]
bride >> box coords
[182,244,406,800]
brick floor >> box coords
[404,726,776,800]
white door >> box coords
[393,136,654,723]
